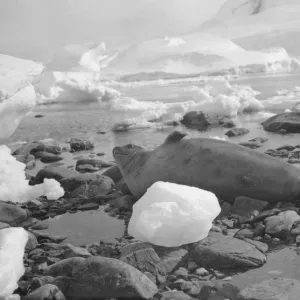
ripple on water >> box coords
[45,207,125,246]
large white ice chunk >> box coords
[128,181,221,247]
[0,145,64,203]
[0,228,28,299]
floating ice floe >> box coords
[128,181,221,247]
[0,145,64,203]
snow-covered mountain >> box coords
[196,0,300,56]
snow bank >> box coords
[0,145,64,203]
[128,181,221,247]
[0,228,28,299]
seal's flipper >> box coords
[164,131,187,144]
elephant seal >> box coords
[113,131,300,203]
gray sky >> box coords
[0,0,226,63]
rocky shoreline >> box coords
[2,130,300,300]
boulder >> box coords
[14,154,36,170]
[262,112,300,133]
[69,138,94,151]
[75,159,113,173]
[0,202,30,225]
[225,128,249,137]
[232,196,268,218]
[119,242,166,278]
[24,284,65,300]
[34,166,78,185]
[45,256,158,299]
[191,232,266,269]
[180,111,234,130]
[37,152,63,163]
[238,278,300,300]
[13,141,62,156]
[265,210,300,238]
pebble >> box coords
[195,267,209,276]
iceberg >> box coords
[0,228,28,300]
[128,181,221,247]
[0,54,44,139]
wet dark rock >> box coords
[180,111,235,130]
[238,278,300,300]
[264,210,300,238]
[26,232,39,251]
[60,173,115,198]
[14,154,36,170]
[265,149,289,158]
[109,195,135,211]
[153,247,189,273]
[218,202,232,218]
[170,280,203,297]
[250,208,281,224]
[232,196,268,219]
[30,276,55,291]
[24,284,66,300]
[239,141,262,149]
[34,166,78,185]
[69,138,94,151]
[198,282,240,300]
[192,232,266,269]
[234,228,256,239]
[27,200,43,209]
[277,144,296,151]
[248,137,268,143]
[0,202,30,225]
[225,128,249,137]
[119,242,166,279]
[102,165,123,183]
[63,244,92,258]
[29,230,67,243]
[45,256,158,299]
[37,152,63,163]
[30,221,49,231]
[262,112,300,133]
[75,159,113,173]
[19,142,62,157]
[77,203,100,211]
[159,290,195,300]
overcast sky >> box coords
[0,0,226,62]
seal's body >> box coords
[113,131,300,203]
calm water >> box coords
[44,207,125,246]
